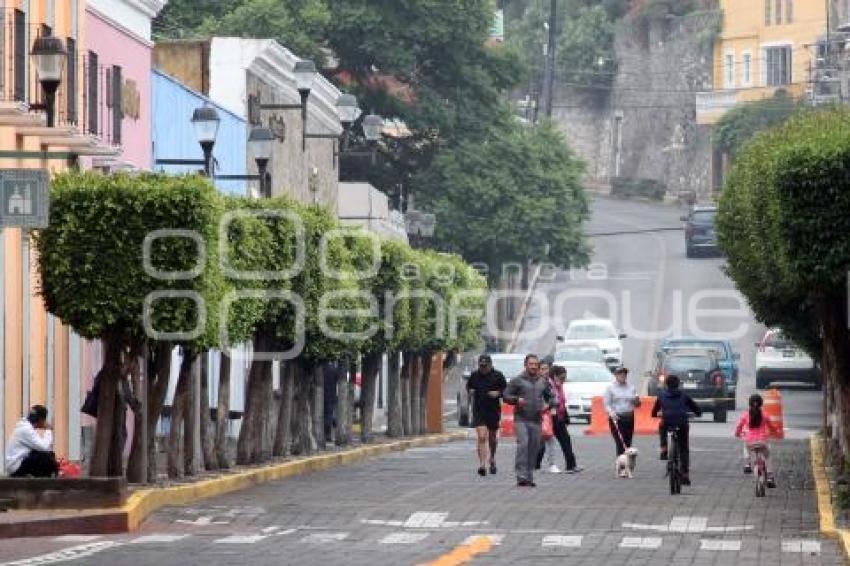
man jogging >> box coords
[503,354,554,487]
[466,354,507,476]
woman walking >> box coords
[604,367,640,457]
[537,365,583,473]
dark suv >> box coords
[647,348,732,423]
[682,205,719,258]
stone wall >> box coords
[551,10,721,199]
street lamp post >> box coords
[248,127,274,198]
[30,34,66,128]
[190,107,221,176]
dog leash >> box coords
[612,415,630,449]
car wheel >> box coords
[713,409,728,423]
[458,393,470,427]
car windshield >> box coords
[555,348,604,363]
[565,366,614,383]
[764,332,792,349]
[692,210,716,225]
[665,356,713,373]
[666,341,727,359]
[566,325,616,340]
[491,357,525,378]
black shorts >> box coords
[472,410,500,431]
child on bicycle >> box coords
[735,394,779,488]
[651,375,702,485]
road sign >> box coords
[0,169,49,228]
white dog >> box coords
[615,447,639,478]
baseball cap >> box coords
[614,366,628,375]
[478,354,492,364]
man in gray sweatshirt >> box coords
[503,354,554,487]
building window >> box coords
[786,0,793,23]
[775,0,782,24]
[765,46,792,86]
[13,9,25,102]
[765,0,771,25]
[111,65,122,144]
[724,52,734,88]
[742,52,752,86]
[87,51,98,135]
[66,37,77,124]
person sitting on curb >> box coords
[6,405,59,478]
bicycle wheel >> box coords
[669,441,680,495]
[755,464,766,498]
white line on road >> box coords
[300,533,349,544]
[461,534,503,546]
[542,535,583,548]
[782,540,821,554]
[51,535,103,543]
[214,535,268,544]
[700,539,742,551]
[380,532,430,544]
[131,534,189,544]
[619,537,662,549]
[0,542,123,566]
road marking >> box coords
[214,535,268,544]
[700,539,742,551]
[131,534,189,544]
[542,535,583,547]
[380,532,430,544]
[420,535,494,566]
[175,516,229,526]
[619,537,662,549]
[461,534,503,546]
[363,512,487,529]
[0,541,123,566]
[782,540,821,554]
[52,535,103,542]
[669,516,708,533]
[300,532,349,544]
[623,516,754,533]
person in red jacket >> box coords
[735,394,780,488]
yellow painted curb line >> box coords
[810,434,850,563]
[118,431,469,531]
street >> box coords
[0,197,836,565]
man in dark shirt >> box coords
[651,374,702,485]
[466,354,507,477]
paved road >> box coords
[0,197,834,566]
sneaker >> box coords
[548,464,562,474]
[681,476,691,486]
[767,474,776,488]
[566,466,584,474]
[744,464,752,474]
[489,463,497,475]
[477,467,486,477]
[517,479,532,487]
[659,450,668,461]
[529,482,537,487]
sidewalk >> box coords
[0,431,468,539]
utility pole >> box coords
[543,0,557,117]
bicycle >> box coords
[667,426,683,495]
[750,443,768,497]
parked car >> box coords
[657,337,740,405]
[561,361,615,423]
[682,205,719,258]
[558,319,626,371]
[458,353,526,427]
[647,348,732,422]
[553,341,607,366]
[755,329,821,389]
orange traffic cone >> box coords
[500,403,515,437]
[763,388,785,439]
[584,397,611,435]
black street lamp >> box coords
[31,34,66,128]
[248,127,274,197]
[190,106,221,176]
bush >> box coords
[611,177,666,200]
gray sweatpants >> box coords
[515,420,542,483]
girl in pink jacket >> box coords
[735,394,780,487]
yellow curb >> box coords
[121,431,469,532]
[809,433,850,563]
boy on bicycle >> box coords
[651,375,702,485]
[735,393,780,488]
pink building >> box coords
[84,0,164,170]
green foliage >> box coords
[36,172,224,347]
[611,177,666,200]
[716,108,850,358]
[557,6,617,89]
[713,92,802,157]
[416,119,590,275]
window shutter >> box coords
[13,9,25,102]
[66,37,76,124]
[87,51,98,135]
[112,65,122,145]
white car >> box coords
[558,319,626,371]
[755,329,820,390]
[560,361,614,423]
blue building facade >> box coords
[152,69,248,194]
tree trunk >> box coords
[237,333,274,465]
[167,351,193,479]
[401,352,413,436]
[126,344,146,483]
[360,353,381,443]
[199,352,217,471]
[292,358,316,455]
[313,364,326,451]
[386,352,403,438]
[410,354,422,435]
[419,353,433,435]
[147,343,172,483]
[336,360,352,446]
[819,297,850,466]
[273,362,296,457]
[215,353,232,469]
[183,351,200,476]
[89,335,124,477]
